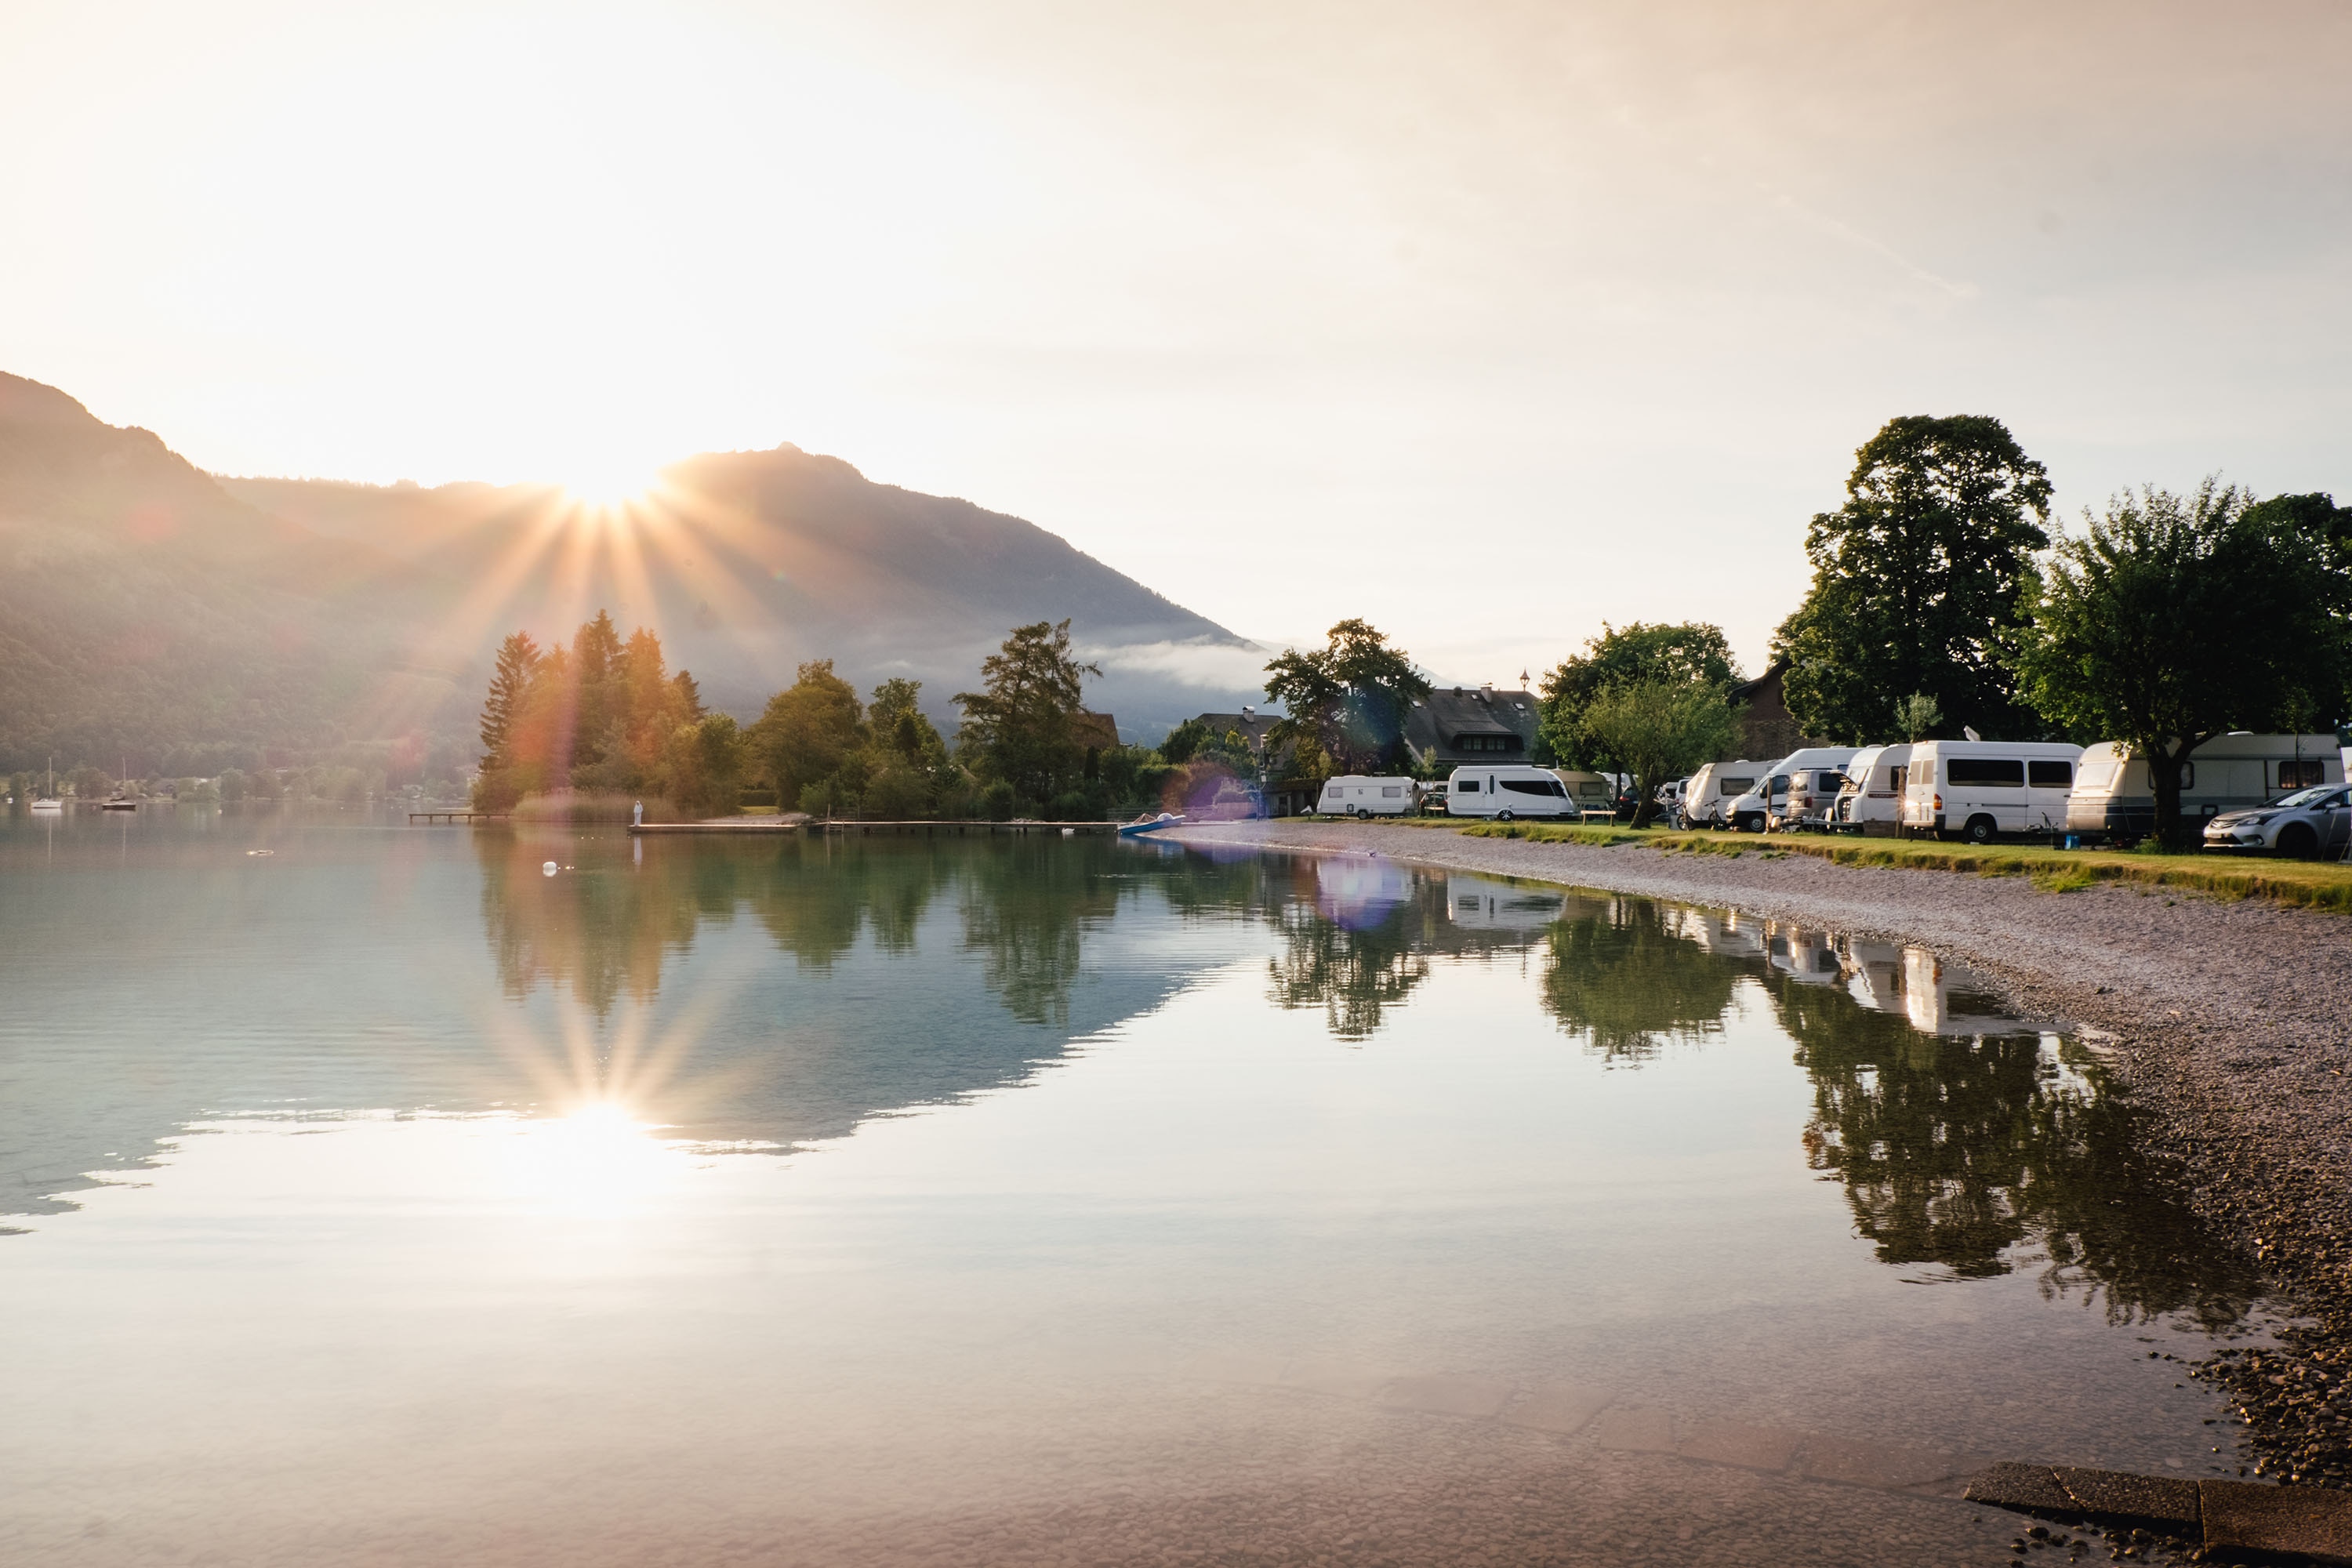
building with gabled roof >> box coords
[1403,685,1543,771]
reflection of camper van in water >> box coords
[1668,909,2029,1036]
[1312,855,1414,929]
[1443,875,1566,931]
[2065,735,2347,845]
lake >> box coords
[0,808,2266,1566]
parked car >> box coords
[1419,781,1450,815]
[1831,743,1913,835]
[2069,735,2346,845]
[1900,740,2084,842]
[1682,760,1769,829]
[1446,764,1577,821]
[2203,784,2352,858]
[1315,775,1415,817]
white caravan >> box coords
[1900,739,2085,842]
[1682,760,1769,829]
[1446,764,1577,821]
[2066,735,2346,844]
[1315,775,1416,817]
[1831,743,1914,836]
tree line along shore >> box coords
[457,414,2350,846]
[15,412,2343,841]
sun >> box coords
[560,461,662,511]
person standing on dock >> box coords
[633,799,643,826]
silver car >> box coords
[2203,785,2352,858]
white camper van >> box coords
[1315,775,1415,817]
[1723,748,1859,832]
[1769,748,1864,830]
[2066,735,2346,844]
[1900,740,2085,842]
[1831,743,1913,835]
[1446,764,1577,821]
[1682,760,1769,829]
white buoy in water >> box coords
[543,861,559,877]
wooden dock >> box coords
[408,811,509,824]
[630,818,1117,837]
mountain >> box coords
[0,371,1265,776]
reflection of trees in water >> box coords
[1522,896,2257,1325]
[479,835,1292,1027]
[1265,904,1433,1041]
[1771,977,2258,1328]
[479,837,706,1014]
[956,841,1126,1026]
[1537,900,1739,1063]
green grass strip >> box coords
[1451,821,2352,913]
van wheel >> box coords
[2278,822,2319,859]
[1964,815,1998,845]
[1497,809,1515,822]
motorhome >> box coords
[2066,735,2347,844]
[1681,760,1769,829]
[1722,748,1859,832]
[1314,775,1416,817]
[1770,748,1863,829]
[1446,764,1577,821]
[1831,743,1913,836]
[1900,739,2085,842]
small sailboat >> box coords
[1118,811,1185,837]
[30,757,63,813]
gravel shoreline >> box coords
[1166,818,2352,1490]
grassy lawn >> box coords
[1445,818,2352,913]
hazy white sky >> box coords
[3,1,2348,684]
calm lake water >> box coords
[0,808,2267,1566]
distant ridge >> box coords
[0,372,1265,773]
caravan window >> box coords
[1889,765,1906,793]
[1456,779,1479,793]
[1381,786,1403,798]
[1718,777,1753,796]
[1947,758,2024,787]
[2281,759,2327,789]
[2027,760,2073,789]
[1501,779,1559,797]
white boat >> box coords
[30,757,62,812]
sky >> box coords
[2,1,2349,688]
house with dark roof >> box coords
[1728,660,1815,760]
[1072,711,1120,753]
[1403,686,1543,771]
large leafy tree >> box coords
[1539,622,1737,774]
[2012,480,2347,848]
[1578,677,1738,828]
[2240,492,2352,728]
[1773,415,2053,742]
[750,659,867,813]
[954,619,1102,808]
[1263,619,1431,775]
